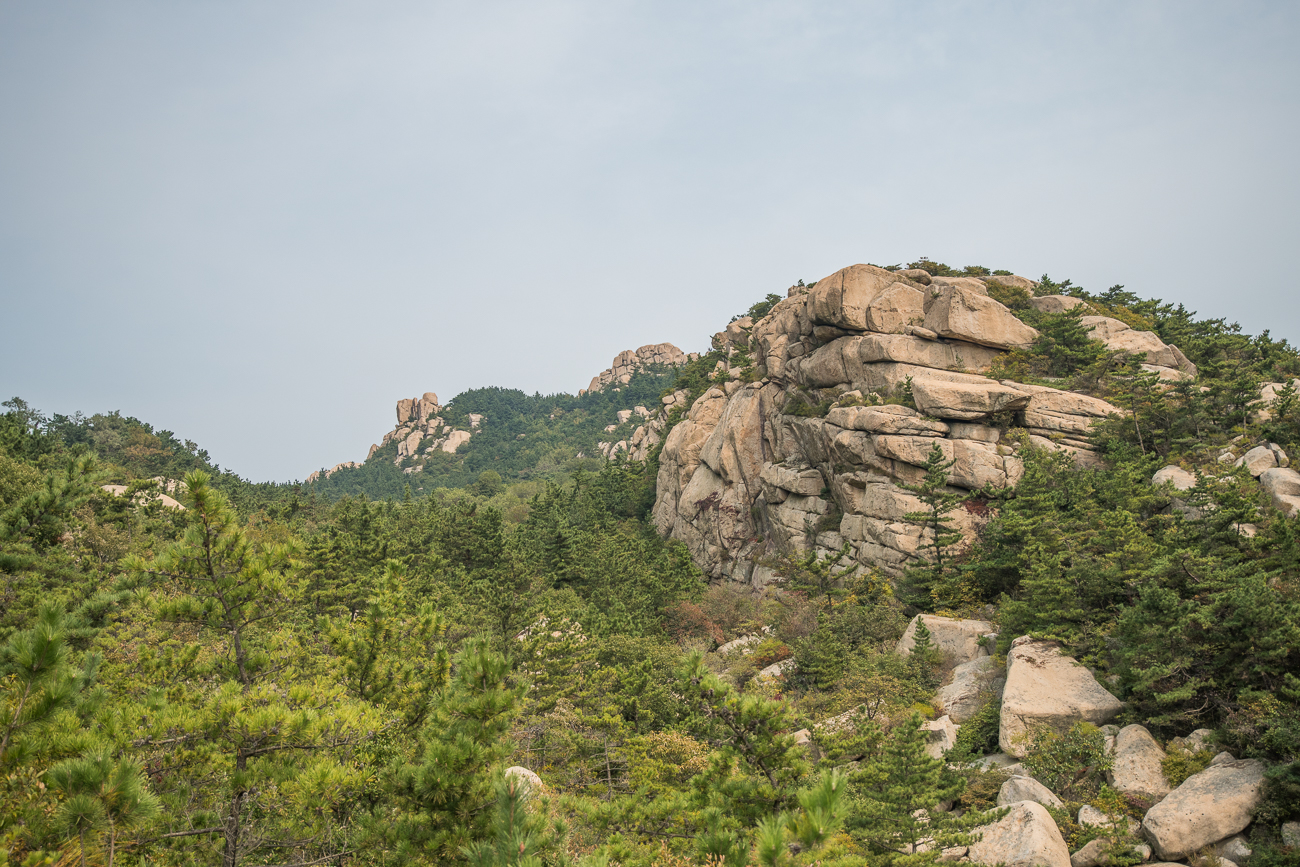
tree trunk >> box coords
[223,752,247,867]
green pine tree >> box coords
[846,714,1003,866]
[900,442,965,606]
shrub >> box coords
[1161,747,1213,788]
[1020,721,1112,801]
[951,695,1002,758]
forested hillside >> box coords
[304,366,681,501]
[3,259,1300,867]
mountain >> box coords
[300,343,699,500]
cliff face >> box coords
[641,263,1201,585]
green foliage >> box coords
[845,714,1004,866]
[1160,747,1213,788]
[394,640,526,863]
[899,441,966,606]
[782,390,833,418]
[733,293,784,324]
[1019,722,1112,802]
[951,695,1002,759]
[462,773,568,867]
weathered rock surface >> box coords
[910,377,1031,421]
[923,284,1040,350]
[101,485,185,510]
[1107,724,1171,802]
[439,430,471,453]
[1029,294,1090,314]
[1141,758,1266,860]
[1000,637,1123,757]
[937,656,1005,723]
[1081,316,1197,376]
[1260,467,1300,517]
[583,343,692,393]
[968,800,1071,867]
[503,766,543,794]
[898,614,994,666]
[985,274,1038,291]
[998,776,1063,809]
[1237,444,1279,476]
[1152,465,1197,491]
[649,262,1135,583]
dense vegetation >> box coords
[4,269,1300,865]
[306,367,683,501]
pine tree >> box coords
[846,714,1002,866]
[323,559,449,727]
[46,751,160,867]
[127,471,376,867]
[462,773,567,867]
[900,441,965,606]
[393,640,526,863]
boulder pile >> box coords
[884,616,1271,867]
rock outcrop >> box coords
[101,485,185,510]
[305,461,362,484]
[649,263,1136,583]
[1081,316,1197,379]
[998,776,1064,810]
[999,637,1123,757]
[582,343,695,394]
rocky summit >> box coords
[602,263,1197,583]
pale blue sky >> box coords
[3,2,1298,480]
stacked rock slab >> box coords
[650,262,1149,584]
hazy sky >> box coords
[3,2,1298,481]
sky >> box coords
[2,1,1298,482]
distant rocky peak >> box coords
[582,343,697,394]
[396,392,440,425]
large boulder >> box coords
[998,776,1064,809]
[825,404,951,436]
[999,637,1123,757]
[922,715,960,759]
[1236,445,1279,477]
[809,264,915,330]
[1080,317,1196,376]
[504,765,543,795]
[865,283,926,334]
[1152,465,1197,491]
[967,800,1071,867]
[897,614,994,666]
[937,656,1006,723]
[986,274,1038,291]
[1107,724,1171,803]
[1260,467,1300,517]
[923,284,1040,350]
[1141,758,1266,861]
[931,275,991,294]
[856,332,1001,373]
[873,435,1023,489]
